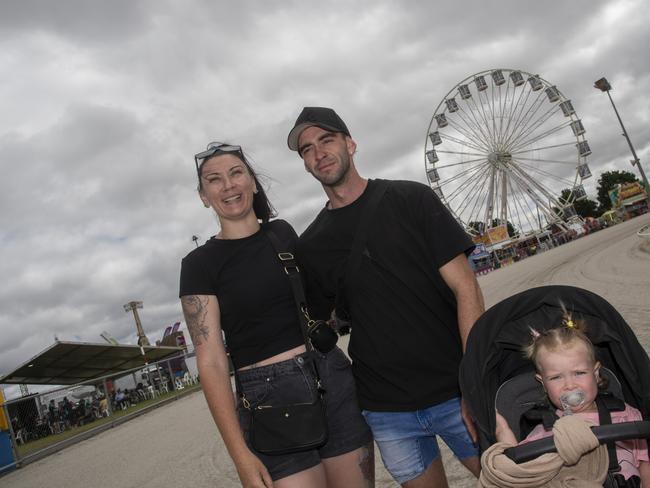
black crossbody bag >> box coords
[236,228,328,456]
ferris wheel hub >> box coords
[488,151,512,169]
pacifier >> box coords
[559,389,585,415]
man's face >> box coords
[297,126,356,187]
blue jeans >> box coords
[362,397,477,484]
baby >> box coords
[495,317,650,486]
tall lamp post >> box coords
[594,77,649,191]
[123,300,151,346]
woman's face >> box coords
[198,153,257,222]
[536,341,600,414]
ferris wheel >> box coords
[424,68,592,237]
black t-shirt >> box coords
[299,179,475,411]
[179,220,304,369]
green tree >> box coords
[557,189,599,218]
[596,170,638,212]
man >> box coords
[287,107,485,487]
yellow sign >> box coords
[472,224,510,246]
[619,182,646,201]
[487,224,510,244]
[0,390,8,430]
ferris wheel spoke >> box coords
[444,168,493,218]
[490,85,500,144]
[508,104,560,152]
[502,81,530,139]
[503,96,547,149]
[438,160,490,191]
[509,171,548,230]
[512,157,576,167]
[440,164,491,204]
[503,89,544,148]
[507,162,563,209]
[500,88,523,144]
[434,157,488,171]
[511,140,578,154]
[458,101,495,149]
[509,88,539,141]
[440,132,487,153]
[436,150,486,157]
[509,176,542,233]
[509,120,573,152]
[455,164,492,219]
[514,160,576,186]
[475,91,498,143]
[464,174,492,229]
[447,118,492,151]
[506,178,526,235]
[497,81,513,145]
[467,95,497,144]
[453,106,493,149]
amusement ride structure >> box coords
[424,68,592,239]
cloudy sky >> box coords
[1,0,648,397]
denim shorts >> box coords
[237,347,372,481]
[362,397,478,484]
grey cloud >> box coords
[1,0,649,381]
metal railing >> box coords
[1,350,200,472]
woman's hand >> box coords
[495,410,518,446]
[235,451,273,488]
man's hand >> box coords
[494,410,518,446]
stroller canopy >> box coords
[459,285,650,450]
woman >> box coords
[179,142,374,488]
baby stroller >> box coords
[460,285,650,487]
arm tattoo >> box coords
[181,295,210,346]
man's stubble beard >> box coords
[313,153,351,188]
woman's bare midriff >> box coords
[237,344,307,371]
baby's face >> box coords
[536,342,600,413]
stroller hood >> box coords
[459,285,650,450]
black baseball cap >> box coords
[287,107,351,152]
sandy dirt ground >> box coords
[2,212,649,488]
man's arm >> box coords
[439,253,485,351]
[439,253,485,445]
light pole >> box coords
[594,77,649,191]
[192,235,199,248]
[123,300,150,346]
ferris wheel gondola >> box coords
[424,69,592,237]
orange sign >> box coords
[471,224,510,246]
[487,224,510,244]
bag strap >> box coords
[335,179,389,319]
[264,228,313,352]
[233,225,324,408]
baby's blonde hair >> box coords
[524,314,596,370]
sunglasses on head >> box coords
[194,142,244,176]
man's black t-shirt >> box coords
[298,180,474,411]
[179,220,304,369]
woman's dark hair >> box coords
[197,147,276,223]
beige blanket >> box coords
[478,414,608,487]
